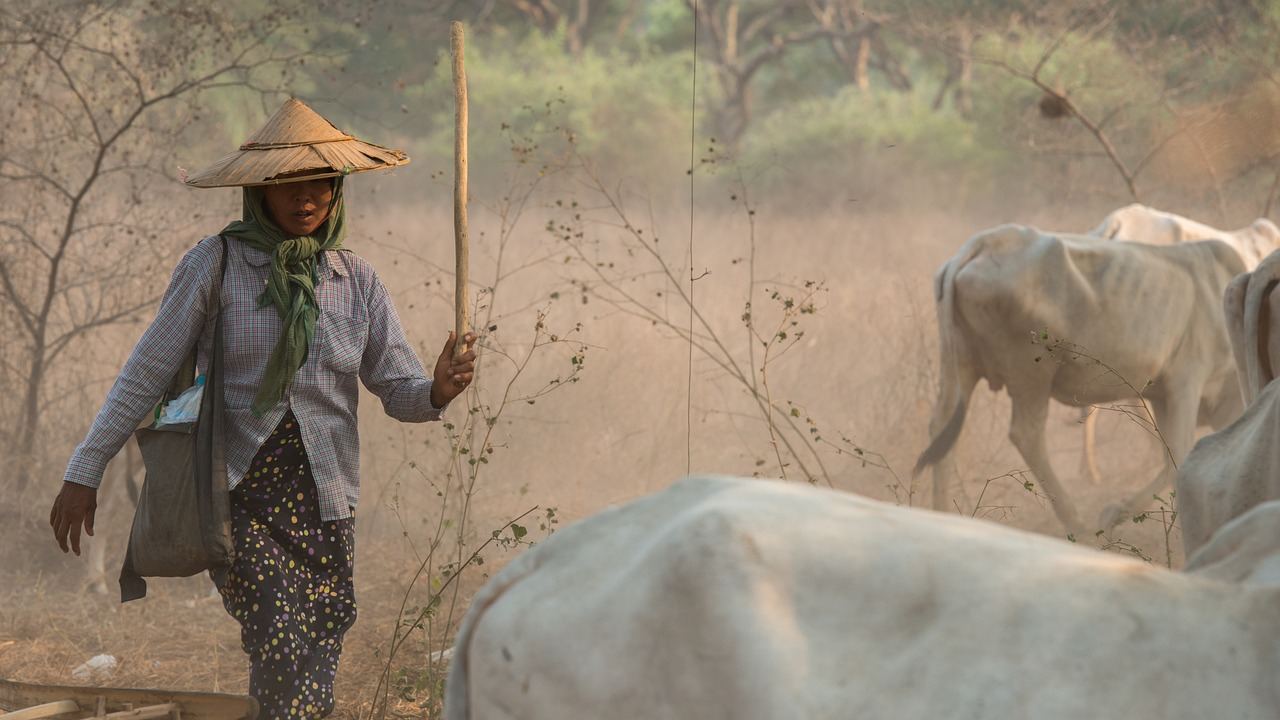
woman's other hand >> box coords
[431,331,478,408]
[49,482,97,555]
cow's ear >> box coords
[1264,283,1280,391]
[1187,500,1280,588]
[1235,252,1280,405]
[1224,272,1251,404]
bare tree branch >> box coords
[33,39,104,146]
[0,161,74,200]
[972,9,1140,201]
[0,255,37,336]
[46,296,160,366]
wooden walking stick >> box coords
[451,20,470,359]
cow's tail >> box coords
[442,550,543,720]
[913,239,982,477]
[1233,252,1280,404]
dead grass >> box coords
[0,547,495,718]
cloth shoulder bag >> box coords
[120,237,233,602]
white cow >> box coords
[914,224,1244,534]
[1091,203,1280,270]
[1178,250,1280,557]
[1073,205,1280,483]
[1223,249,1280,404]
[445,476,1280,720]
[1180,380,1280,558]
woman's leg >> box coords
[217,411,356,719]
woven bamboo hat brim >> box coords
[185,98,409,188]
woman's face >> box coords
[262,177,334,237]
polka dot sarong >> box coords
[217,410,356,719]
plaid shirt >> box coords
[64,235,445,521]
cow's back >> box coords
[1092,203,1276,269]
[446,476,1276,720]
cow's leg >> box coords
[1100,389,1198,530]
[1007,387,1083,536]
[86,530,109,595]
[82,439,142,595]
[927,364,980,513]
[1204,391,1243,432]
[84,452,122,595]
[1076,408,1102,484]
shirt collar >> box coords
[241,245,347,278]
[325,250,349,277]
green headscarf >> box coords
[221,178,347,415]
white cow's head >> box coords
[1223,250,1280,404]
[1245,219,1280,266]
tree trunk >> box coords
[828,32,870,90]
[853,36,870,91]
[933,60,958,111]
[869,33,911,91]
[954,26,974,117]
[565,0,590,56]
[713,70,752,150]
[14,347,46,492]
[613,0,642,41]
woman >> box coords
[48,99,474,718]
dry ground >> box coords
[0,546,499,718]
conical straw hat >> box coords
[185,98,410,188]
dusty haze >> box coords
[3,1,1277,716]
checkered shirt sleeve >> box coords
[63,239,219,489]
[64,237,448,521]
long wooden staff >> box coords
[451,20,470,359]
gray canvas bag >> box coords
[120,237,233,602]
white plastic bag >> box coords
[71,653,118,681]
[155,374,205,427]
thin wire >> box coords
[686,1,698,476]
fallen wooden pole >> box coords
[451,20,470,359]
[0,680,256,720]
[2,699,80,720]
[95,701,179,719]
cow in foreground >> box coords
[445,476,1280,720]
[914,224,1244,534]
[1178,250,1280,557]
